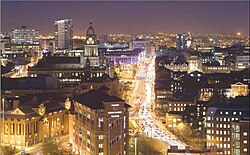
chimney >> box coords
[13,96,20,110]
[185,146,190,153]
[170,146,178,151]
[98,86,110,95]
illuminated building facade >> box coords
[70,89,130,155]
[202,63,230,74]
[166,99,194,112]
[231,118,250,155]
[102,48,143,65]
[0,96,72,147]
[166,111,183,129]
[230,82,249,98]
[84,22,100,67]
[235,54,250,70]
[1,77,73,99]
[73,76,119,96]
[187,50,202,73]
[28,56,106,84]
[11,26,39,45]
[55,19,73,50]
[131,39,147,58]
[199,87,214,101]
[206,96,250,155]
[176,33,187,51]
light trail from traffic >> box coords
[133,55,188,150]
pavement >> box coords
[15,135,69,155]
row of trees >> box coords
[42,140,72,155]
[0,145,19,155]
[129,135,168,155]
[172,123,206,150]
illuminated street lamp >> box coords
[0,98,5,146]
[133,132,139,155]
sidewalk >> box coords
[15,135,69,155]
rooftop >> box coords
[73,89,130,109]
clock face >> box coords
[65,98,71,110]
[87,37,94,44]
[39,103,46,115]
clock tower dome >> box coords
[84,22,99,67]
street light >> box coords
[133,132,139,155]
[0,97,5,151]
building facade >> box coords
[84,22,100,67]
[0,96,71,147]
[231,118,250,155]
[70,89,130,155]
[206,96,250,155]
[55,19,73,50]
[11,26,39,45]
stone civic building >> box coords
[0,95,72,147]
[28,22,115,84]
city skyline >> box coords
[2,1,249,35]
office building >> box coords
[70,89,130,155]
[231,117,250,155]
[55,19,73,50]
[11,26,39,45]
[206,96,250,155]
[176,33,187,51]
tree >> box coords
[172,123,206,150]
[129,135,168,155]
[42,140,61,155]
[0,145,19,155]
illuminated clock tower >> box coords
[84,22,99,67]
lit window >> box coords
[244,148,247,152]
[99,135,103,139]
[244,140,247,144]
[243,132,248,136]
[98,144,103,148]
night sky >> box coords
[1,1,249,35]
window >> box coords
[4,123,8,134]
[99,135,103,139]
[244,140,247,144]
[34,121,38,133]
[11,123,15,135]
[243,132,248,136]
[244,148,247,152]
[17,124,21,135]
[98,144,103,148]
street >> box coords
[129,54,188,151]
